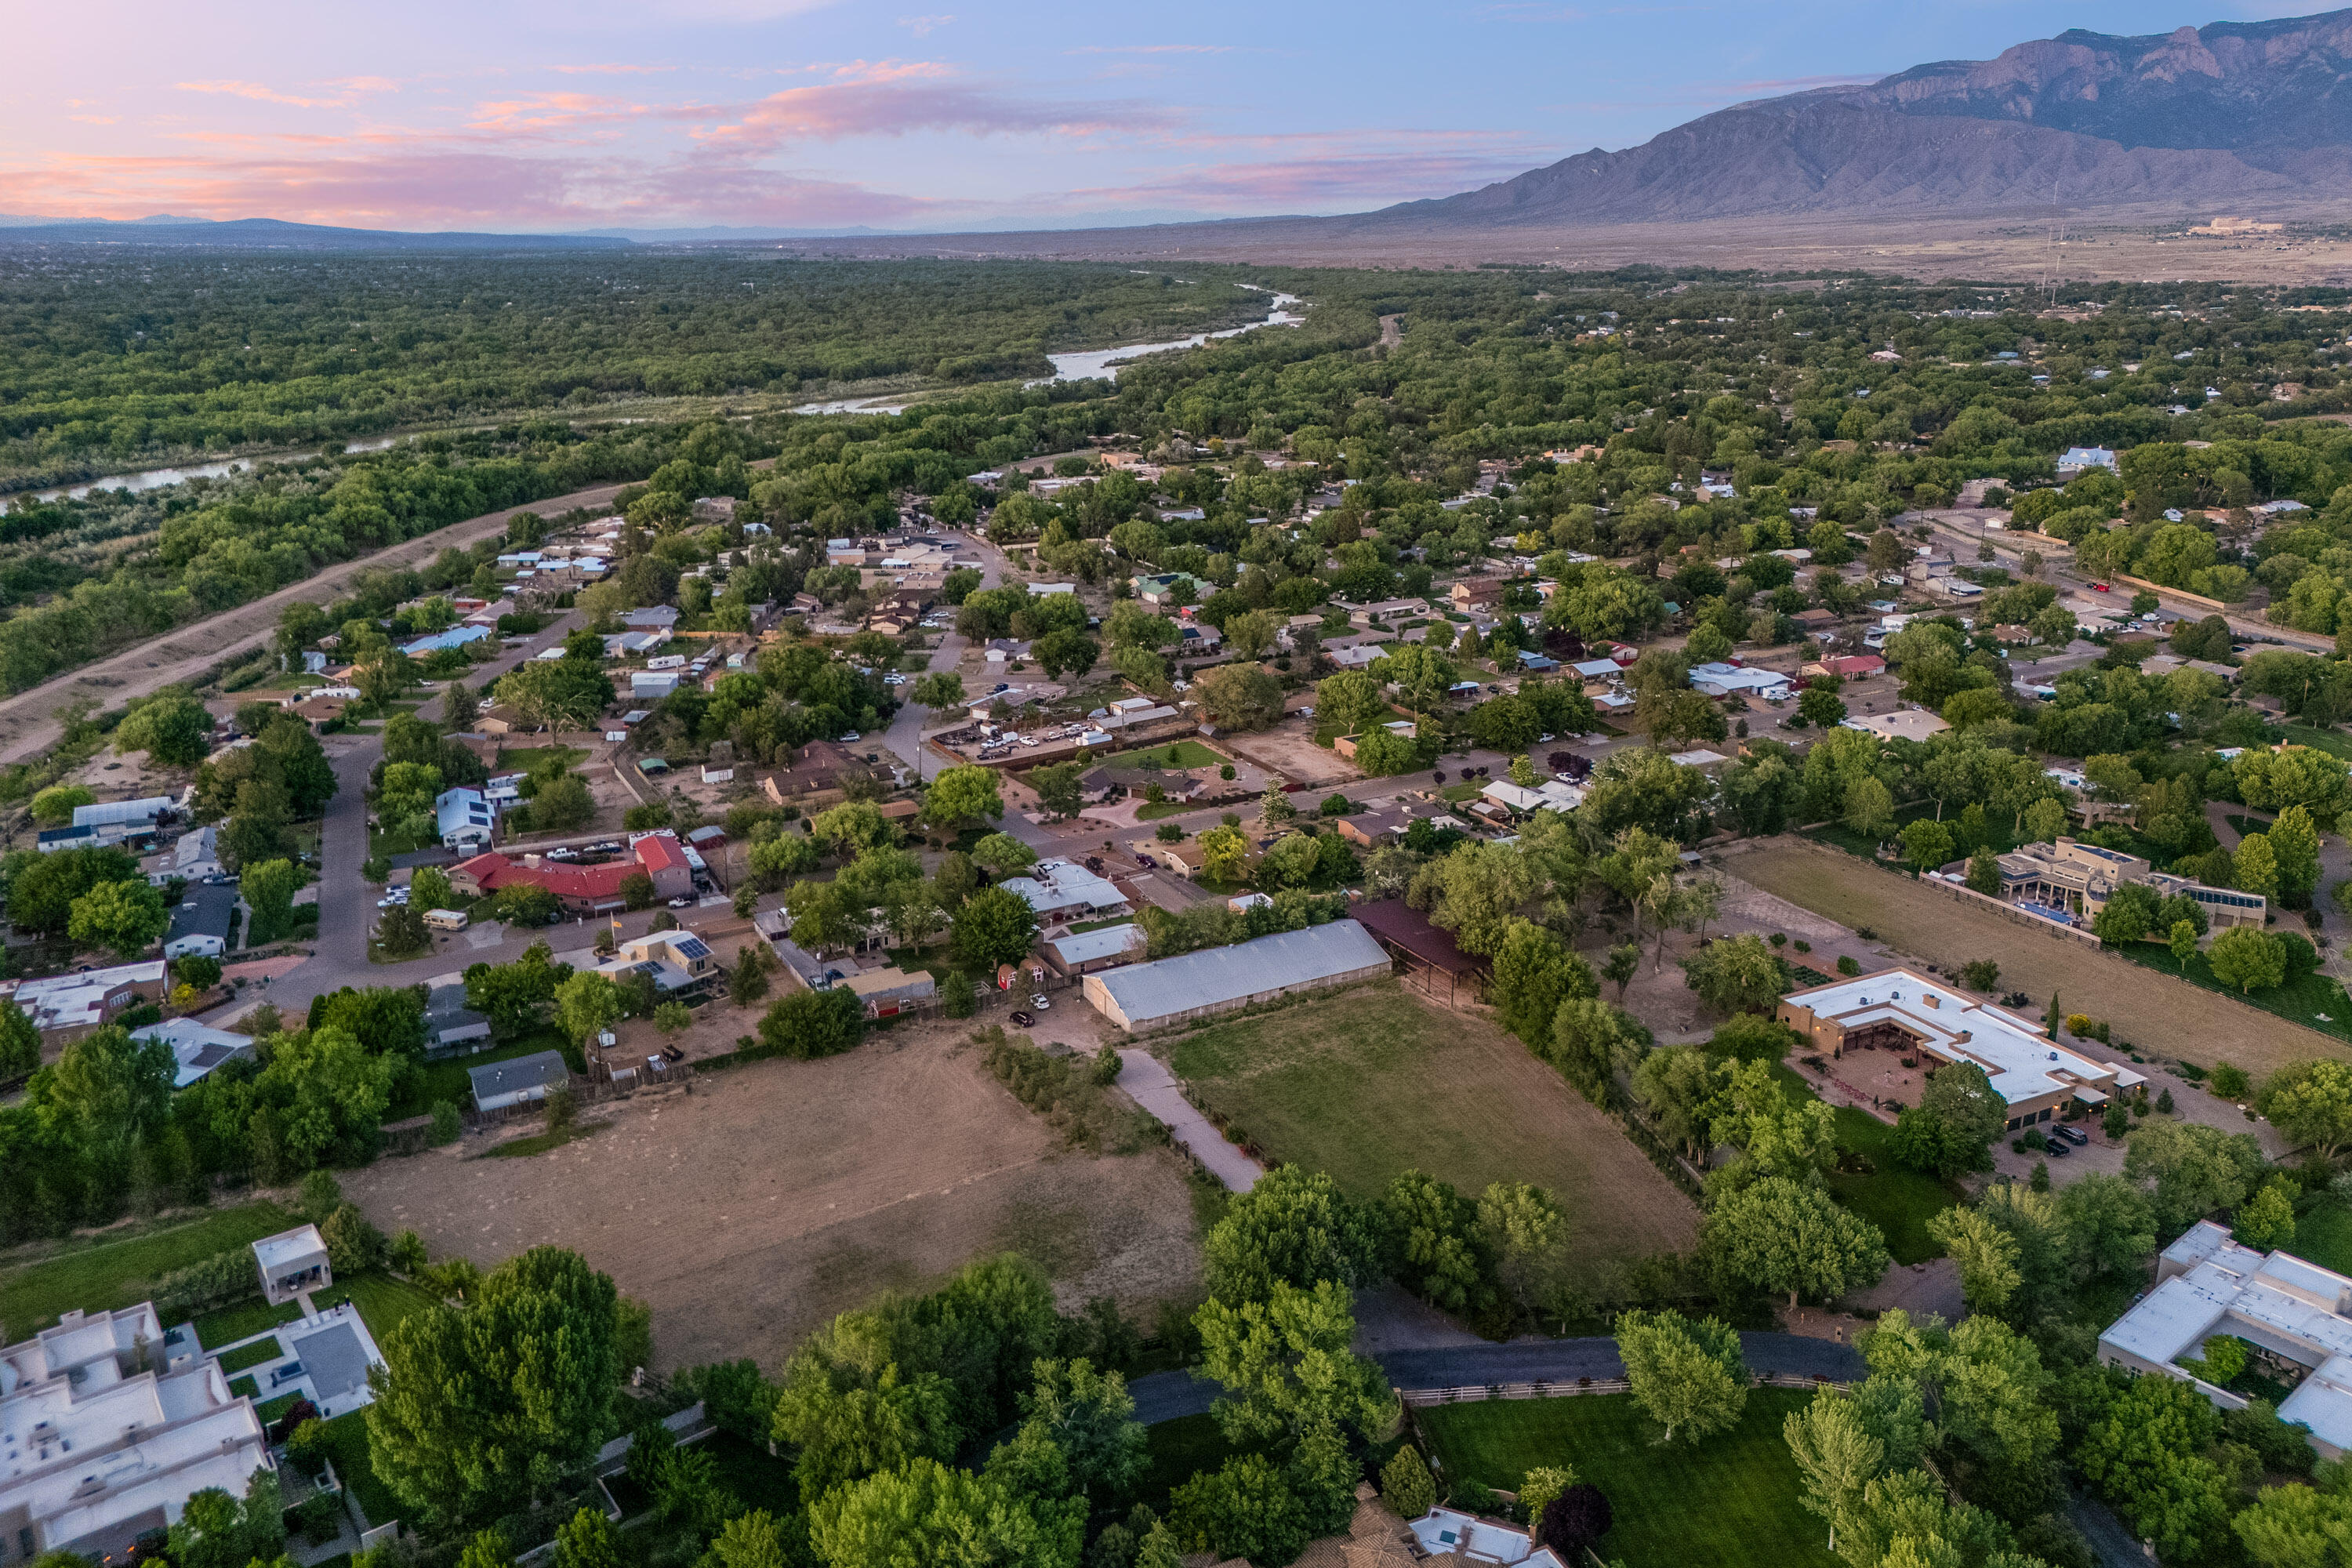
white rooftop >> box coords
[129,1019,256,1089]
[1407,1508,1567,1568]
[1784,967,2140,1106]
[1044,924,1145,966]
[1000,860,1127,916]
[252,1224,328,1274]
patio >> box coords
[213,1300,387,1422]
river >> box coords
[788,285,1305,416]
[0,436,402,513]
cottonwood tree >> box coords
[1194,1279,1397,1447]
[2258,1058,2352,1163]
[1614,1308,1748,1444]
[368,1247,621,1524]
[1203,1165,1384,1305]
[1705,1175,1889,1309]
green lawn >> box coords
[194,1295,304,1349]
[314,1273,444,1347]
[1102,739,1225,769]
[1168,985,1699,1269]
[1769,1065,1955,1266]
[1134,1413,1253,1513]
[1417,1391,1835,1568]
[2294,1199,2352,1276]
[229,1374,260,1400]
[2282,724,2352,762]
[0,1200,296,1338]
[390,1031,578,1120]
[2110,940,2352,1047]
[318,1409,403,1529]
[256,1390,306,1424]
[499,744,589,779]
[216,1336,284,1374]
[486,1123,604,1159]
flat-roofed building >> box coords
[1778,965,2143,1129]
[1041,924,1145,977]
[1082,920,1389,1032]
[2100,1220,2352,1459]
[129,1019,256,1088]
[0,1303,268,1566]
[1994,837,2264,931]
[252,1225,331,1306]
[999,860,1130,923]
[0,960,169,1044]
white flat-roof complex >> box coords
[1688,662,1792,700]
[1842,710,1952,744]
[2100,1220,2352,1458]
[129,1019,256,1089]
[1082,920,1390,1032]
[0,1303,270,1565]
[1406,1508,1566,1568]
[1779,966,2143,1127]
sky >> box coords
[0,0,2325,234]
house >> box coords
[1152,839,1208,877]
[631,670,681,700]
[0,1302,270,1565]
[1993,837,2265,932]
[484,771,526,807]
[1820,653,1886,679]
[1842,710,1951,743]
[1042,924,1146,977]
[165,882,237,960]
[130,1019,256,1089]
[397,624,492,659]
[1791,608,1839,632]
[0,960,169,1044]
[1688,662,1793,702]
[999,860,1131,922]
[254,1224,332,1305]
[1778,965,2143,1129]
[1343,597,1431,627]
[165,825,225,883]
[2058,445,2120,475]
[1449,579,1502,611]
[1479,780,1549,816]
[448,833,693,916]
[1081,920,1391,1031]
[436,787,496,851]
[467,1049,572,1114]
[762,739,878,804]
[596,930,722,996]
[2099,1221,2352,1459]
[621,606,681,630]
[1132,572,1205,606]
[424,983,492,1057]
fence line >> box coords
[1396,1372,1850,1407]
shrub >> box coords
[429,1100,463,1145]
[2211,1062,2252,1101]
[1835,954,1860,977]
[1769,933,1787,947]
[1156,823,1183,842]
[1793,939,1810,953]
[285,1419,331,1479]
[154,1247,263,1322]
[1537,1486,1615,1560]
[1379,1446,1436,1520]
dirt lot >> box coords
[1727,836,2351,1078]
[1218,720,1360,789]
[339,1024,1203,1370]
[1165,985,1697,1276]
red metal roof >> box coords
[458,833,684,901]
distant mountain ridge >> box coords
[0,216,626,250]
[1383,9,2352,226]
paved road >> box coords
[1127,1333,1867,1424]
[1116,1049,1263,1192]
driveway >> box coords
[1116,1048,1262,1192]
[1127,1332,1867,1423]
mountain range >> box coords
[1385,9,2352,226]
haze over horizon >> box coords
[2,0,2320,238]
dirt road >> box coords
[1728,836,2349,1077]
[0,479,636,767]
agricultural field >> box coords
[1417,1389,1834,1568]
[1730,838,2345,1077]
[0,1200,296,1338]
[1166,985,1698,1272]
[339,1026,1203,1370]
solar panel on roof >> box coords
[673,936,710,960]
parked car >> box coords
[667,896,694,908]
[2054,1123,2089,1146]
[2044,1138,2071,1158]
[1030,993,1051,1011]
[2089,582,2111,593]
[1010,1011,1036,1028]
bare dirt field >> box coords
[339,1025,1203,1370]
[0,481,637,768]
[1218,722,1359,789]
[1727,837,2350,1078]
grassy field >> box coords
[1766,1064,1955,1266]
[0,1200,296,1338]
[2293,1198,2352,1276]
[1732,838,2347,1076]
[315,1273,443,1347]
[1167,985,1698,1269]
[2108,940,2352,1050]
[1418,1390,1833,1568]
[2282,724,2352,762]
[196,1295,305,1349]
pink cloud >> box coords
[549,64,679,75]
[895,15,954,37]
[175,79,355,110]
